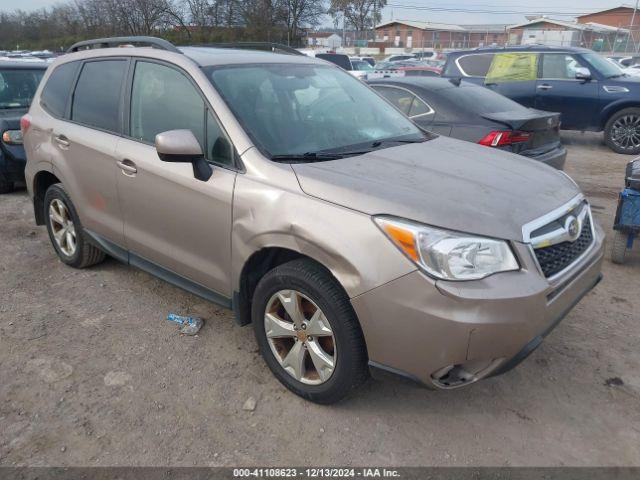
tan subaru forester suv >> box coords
[23,37,604,403]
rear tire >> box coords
[252,258,369,404]
[611,230,628,265]
[604,108,640,155]
[44,183,105,269]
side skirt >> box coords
[84,230,232,310]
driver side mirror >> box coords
[575,67,592,82]
[155,129,213,182]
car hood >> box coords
[291,136,580,242]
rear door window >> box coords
[457,54,495,77]
[485,53,539,84]
[71,59,128,132]
[41,61,79,118]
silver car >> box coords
[23,37,604,403]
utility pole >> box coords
[373,0,377,44]
[343,10,347,48]
[625,0,639,53]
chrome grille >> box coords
[534,216,593,278]
[524,197,596,279]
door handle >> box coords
[537,84,553,91]
[54,134,70,147]
[116,159,137,176]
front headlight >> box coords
[374,216,519,281]
[2,130,23,145]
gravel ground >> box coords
[0,131,639,467]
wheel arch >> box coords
[32,169,62,225]
[600,101,640,130]
[233,245,356,328]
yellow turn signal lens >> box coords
[380,222,419,262]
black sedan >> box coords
[368,77,567,170]
[0,60,47,193]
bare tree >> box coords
[329,0,384,35]
[281,0,324,45]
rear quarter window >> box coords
[40,61,80,118]
[71,59,128,132]
[457,54,495,77]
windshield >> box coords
[0,69,45,109]
[351,60,373,72]
[583,53,623,78]
[205,64,426,158]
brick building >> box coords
[374,20,509,50]
[577,5,639,50]
[577,6,639,29]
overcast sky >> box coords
[0,0,635,25]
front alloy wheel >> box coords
[252,259,369,404]
[264,289,336,385]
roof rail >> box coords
[191,42,303,56]
[67,36,182,54]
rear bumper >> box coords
[0,148,27,182]
[525,145,567,170]
[351,222,605,388]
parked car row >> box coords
[17,37,604,404]
[369,77,566,169]
[443,45,640,155]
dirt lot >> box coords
[1,131,639,467]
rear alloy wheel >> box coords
[44,183,106,269]
[252,259,369,404]
[49,198,77,257]
[605,108,640,155]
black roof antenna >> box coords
[449,77,462,87]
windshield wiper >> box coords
[607,73,626,79]
[270,151,369,163]
[370,138,428,148]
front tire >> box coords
[605,108,640,155]
[44,183,105,269]
[252,259,369,404]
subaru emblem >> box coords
[565,216,581,241]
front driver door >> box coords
[115,60,237,298]
[535,53,600,130]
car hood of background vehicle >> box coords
[291,136,580,242]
